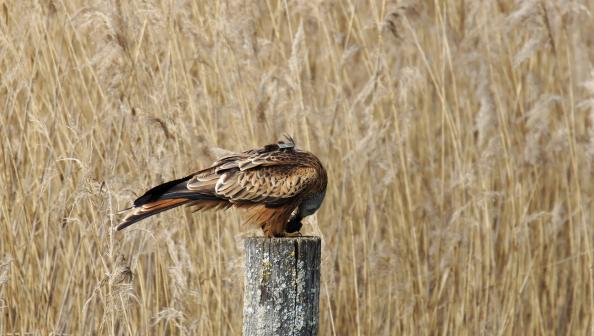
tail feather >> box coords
[117,175,225,231]
[117,198,191,231]
[133,174,194,207]
[189,200,232,212]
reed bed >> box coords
[1,0,593,334]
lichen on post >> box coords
[243,237,321,336]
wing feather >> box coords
[212,166,316,205]
[183,138,316,206]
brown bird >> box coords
[117,137,327,237]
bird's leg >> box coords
[284,215,303,236]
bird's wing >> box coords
[212,141,299,173]
[215,166,317,204]
[187,152,317,205]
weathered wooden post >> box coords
[243,237,321,336]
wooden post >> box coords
[243,237,321,336]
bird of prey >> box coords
[117,137,327,237]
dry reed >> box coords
[1,0,593,334]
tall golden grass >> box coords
[1,0,593,334]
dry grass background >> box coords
[1,0,594,334]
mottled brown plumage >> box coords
[117,137,327,237]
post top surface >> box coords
[244,236,321,242]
